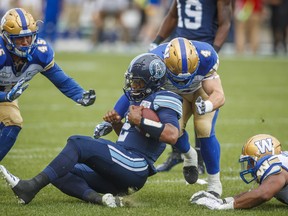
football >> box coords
[142,108,160,122]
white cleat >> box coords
[0,165,20,188]
[102,193,123,208]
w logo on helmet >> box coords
[254,138,274,154]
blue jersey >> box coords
[151,40,219,94]
[116,90,182,175]
[174,0,218,45]
[0,37,85,102]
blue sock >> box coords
[174,130,190,153]
[199,135,220,174]
[113,94,130,119]
[0,125,21,160]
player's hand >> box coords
[148,43,158,51]
[94,121,113,139]
[195,96,206,115]
[77,89,96,106]
[190,191,234,210]
[5,78,29,102]
[103,109,121,124]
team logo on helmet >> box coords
[149,59,166,79]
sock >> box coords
[199,136,220,174]
[174,131,197,167]
[30,172,50,192]
[113,94,130,119]
[207,172,222,196]
[0,125,21,160]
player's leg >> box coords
[0,101,23,161]
[193,89,222,197]
[195,131,205,174]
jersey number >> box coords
[178,0,202,30]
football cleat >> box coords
[102,193,123,208]
[156,152,183,172]
[183,166,198,184]
[0,165,36,204]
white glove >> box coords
[190,190,234,210]
[94,121,113,139]
[77,89,96,106]
[148,43,158,51]
[6,78,29,102]
[195,96,213,115]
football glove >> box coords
[148,43,158,51]
[94,121,113,139]
[195,96,213,115]
[5,78,29,102]
[77,89,96,106]
[190,191,234,210]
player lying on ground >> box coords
[0,53,183,207]
[190,134,288,209]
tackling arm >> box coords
[213,0,232,52]
[201,73,225,111]
[233,172,287,209]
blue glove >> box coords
[77,89,96,106]
[6,78,29,102]
[94,121,113,139]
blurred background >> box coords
[0,0,287,56]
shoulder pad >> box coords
[256,155,282,184]
[153,91,182,119]
[33,38,55,70]
[149,43,167,59]
[0,38,8,67]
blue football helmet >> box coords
[1,8,40,61]
[123,53,166,102]
[163,37,199,89]
[239,134,282,184]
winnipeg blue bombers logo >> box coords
[149,59,166,79]
[254,138,274,154]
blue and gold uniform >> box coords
[0,8,95,161]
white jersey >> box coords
[256,151,288,204]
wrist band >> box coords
[204,100,213,113]
[153,35,164,45]
[140,118,165,139]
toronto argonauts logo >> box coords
[149,59,166,79]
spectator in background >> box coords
[91,0,130,45]
[267,0,288,55]
[234,0,263,55]
[39,0,63,45]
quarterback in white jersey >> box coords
[191,134,288,209]
[0,8,96,161]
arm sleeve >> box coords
[113,94,130,119]
[0,92,7,102]
[41,63,85,102]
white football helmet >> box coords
[163,37,199,89]
[239,134,282,184]
[1,8,40,60]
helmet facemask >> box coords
[239,134,282,184]
[1,8,40,61]
[164,37,199,89]
[123,53,166,102]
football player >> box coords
[0,53,183,207]
[149,0,233,176]
[190,134,288,209]
[95,37,225,196]
[0,8,96,160]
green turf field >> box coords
[1,52,287,216]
